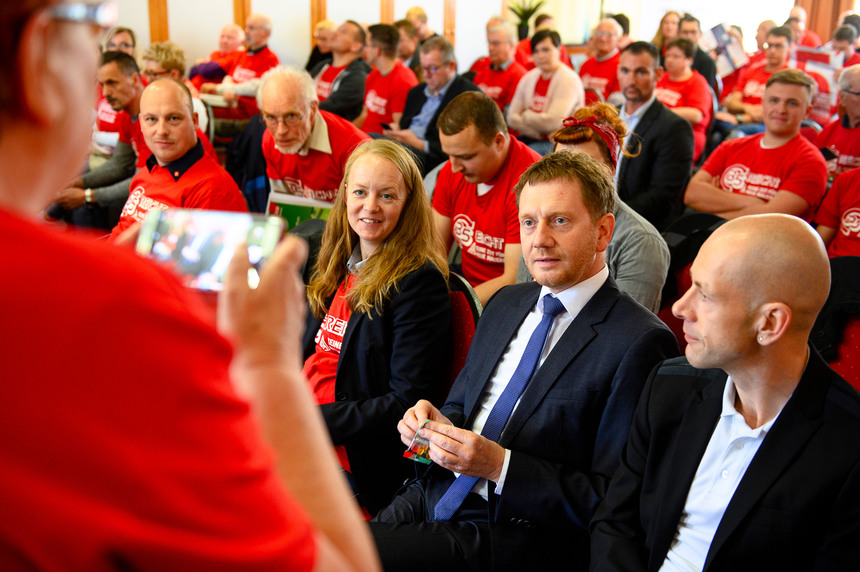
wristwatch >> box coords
[84,188,94,204]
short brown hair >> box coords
[766,68,816,105]
[666,37,696,59]
[514,151,616,221]
[438,91,507,145]
[421,36,455,62]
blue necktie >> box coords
[434,294,566,521]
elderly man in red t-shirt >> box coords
[471,20,527,112]
[685,69,828,221]
[816,64,860,178]
[579,19,623,102]
[258,65,369,204]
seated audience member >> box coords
[507,30,585,154]
[817,64,860,178]
[518,103,670,313]
[685,69,828,221]
[1,2,380,568]
[92,26,138,165]
[141,41,209,135]
[259,66,369,203]
[720,26,792,135]
[471,20,527,112]
[616,41,694,230]
[467,15,506,73]
[833,25,860,69]
[188,23,245,89]
[111,79,246,237]
[200,13,279,118]
[579,19,623,102]
[305,19,335,72]
[433,92,540,304]
[384,37,479,175]
[591,214,860,569]
[369,151,679,571]
[406,6,438,47]
[53,51,144,229]
[310,20,371,121]
[655,38,713,162]
[514,13,573,71]
[678,14,718,93]
[788,5,822,48]
[652,10,681,65]
[611,13,633,49]
[721,20,777,100]
[356,24,418,134]
[815,167,860,257]
[394,19,422,82]
[303,139,451,515]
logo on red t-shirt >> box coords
[453,214,475,247]
[582,75,609,94]
[365,89,389,114]
[232,66,257,83]
[122,186,170,222]
[479,84,504,101]
[742,80,766,102]
[721,163,782,199]
[841,208,860,237]
[316,313,348,352]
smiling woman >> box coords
[302,138,453,515]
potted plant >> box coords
[509,0,545,40]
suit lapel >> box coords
[498,279,614,442]
[704,352,831,569]
[463,286,540,421]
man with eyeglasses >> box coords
[384,36,479,175]
[816,64,860,178]
[722,26,793,135]
[0,2,380,570]
[579,19,623,102]
[259,65,369,203]
[470,19,527,112]
[678,14,718,94]
[685,69,828,222]
[141,41,210,136]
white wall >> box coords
[113,0,150,57]
[327,0,382,27]
[454,2,503,72]
[168,0,232,70]
[252,0,312,67]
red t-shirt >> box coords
[702,133,828,221]
[1,207,316,570]
[362,60,418,134]
[797,30,823,48]
[816,118,860,178]
[721,51,767,101]
[227,46,280,116]
[432,137,539,286]
[95,98,121,133]
[815,167,860,257]
[315,64,345,102]
[112,143,247,237]
[530,75,551,112]
[579,51,621,100]
[473,60,528,110]
[734,65,783,105]
[655,71,713,161]
[302,274,357,472]
[263,110,370,203]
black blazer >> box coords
[399,74,480,169]
[591,352,860,570]
[302,263,452,515]
[416,278,679,569]
[616,99,694,230]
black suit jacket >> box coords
[302,263,452,515]
[591,352,860,570]
[399,74,480,170]
[617,99,694,230]
[693,48,718,94]
[406,278,679,569]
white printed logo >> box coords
[840,208,860,237]
[452,214,475,248]
[721,164,749,192]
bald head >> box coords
[140,79,198,166]
[705,214,830,332]
[219,23,245,53]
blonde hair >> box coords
[651,10,681,50]
[307,139,449,317]
[142,41,186,76]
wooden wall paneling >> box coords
[381,0,395,23]
[444,0,455,46]
[311,0,326,48]
[234,0,251,27]
[148,0,169,42]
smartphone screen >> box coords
[136,209,285,291]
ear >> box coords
[169,70,181,79]
[192,111,200,129]
[654,66,664,82]
[595,212,615,252]
[492,130,506,151]
[17,11,60,126]
[754,302,792,346]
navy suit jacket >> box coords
[591,352,860,570]
[417,278,679,569]
[302,263,452,514]
[617,99,694,230]
[399,74,480,170]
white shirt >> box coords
[463,265,609,499]
[614,94,657,188]
[660,377,784,572]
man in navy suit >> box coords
[591,214,860,570]
[370,151,679,570]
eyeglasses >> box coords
[842,88,860,96]
[261,110,307,128]
[765,42,788,50]
[48,1,118,29]
[421,63,449,74]
[593,31,616,38]
[142,67,171,80]
[106,40,133,50]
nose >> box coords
[449,157,463,174]
[531,220,554,248]
[672,286,694,321]
[364,193,380,211]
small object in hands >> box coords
[380,123,392,131]
[403,419,433,464]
